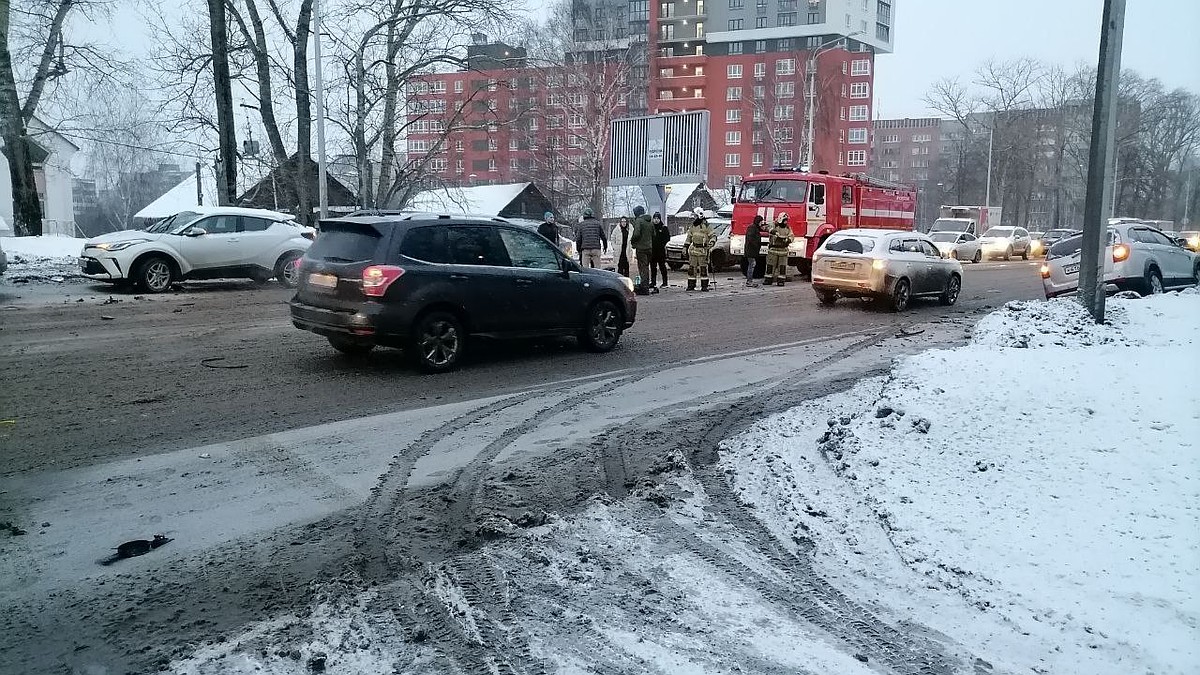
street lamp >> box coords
[803,31,864,171]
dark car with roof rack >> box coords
[289,213,637,372]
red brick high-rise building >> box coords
[406,1,896,206]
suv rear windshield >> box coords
[1048,230,1119,259]
[309,222,384,262]
[824,235,876,253]
[982,228,1014,237]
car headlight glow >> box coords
[93,239,149,251]
[1189,236,1199,247]
[620,276,635,293]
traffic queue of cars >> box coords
[63,202,1196,373]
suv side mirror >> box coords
[185,227,207,237]
[1174,237,1188,247]
[563,257,581,274]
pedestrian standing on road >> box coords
[630,206,654,295]
[650,212,671,292]
[537,211,559,246]
[764,213,795,287]
[744,214,765,287]
[610,216,635,277]
[684,212,716,292]
[577,208,607,269]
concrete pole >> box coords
[1110,150,1119,218]
[805,57,816,170]
[312,0,330,219]
[984,123,993,208]
[1079,0,1126,323]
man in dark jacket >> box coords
[576,208,607,268]
[650,212,671,292]
[630,205,654,295]
[744,214,765,287]
[537,211,559,246]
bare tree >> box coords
[207,0,238,204]
[514,0,643,216]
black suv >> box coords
[289,214,637,372]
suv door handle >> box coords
[515,278,534,285]
[449,274,469,281]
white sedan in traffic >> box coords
[80,206,312,292]
[928,231,983,263]
[812,229,963,312]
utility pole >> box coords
[984,122,994,208]
[804,33,861,171]
[312,0,329,219]
[1110,150,1120,218]
[1079,0,1126,323]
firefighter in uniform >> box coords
[684,211,717,292]
[764,212,795,287]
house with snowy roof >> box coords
[404,182,555,220]
[0,116,78,236]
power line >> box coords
[54,130,212,161]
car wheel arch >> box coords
[130,250,184,278]
[413,302,472,335]
[585,293,626,328]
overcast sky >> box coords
[81,0,1200,122]
[875,0,1200,119]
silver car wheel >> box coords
[144,260,172,292]
[419,320,460,367]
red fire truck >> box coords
[730,169,917,275]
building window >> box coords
[728,18,743,29]
[838,129,845,143]
[659,90,674,100]
[779,38,791,49]
[728,0,743,7]
[912,133,932,143]
[911,147,921,155]
[778,149,793,164]
[661,1,675,17]
[569,113,584,128]
[776,58,795,75]
[726,108,741,122]
[455,140,464,152]
[728,41,742,54]
[848,128,868,144]
[529,118,538,131]
[851,59,870,76]
[807,11,819,23]
[775,81,795,98]
[693,87,704,98]
[726,86,742,101]
[878,1,891,24]
[727,64,742,78]
[752,130,763,144]
[753,85,765,98]
[756,16,767,28]
[850,82,869,98]
[509,138,519,151]
[774,104,794,120]
[876,23,890,41]
[849,105,869,121]
[778,12,795,26]
[510,158,519,171]
[725,153,741,167]
[454,80,463,93]
[752,152,764,166]
[840,106,846,120]
[755,40,766,52]
[778,127,793,142]
[487,139,498,152]
[754,62,765,79]
[661,24,675,39]
[726,131,742,145]
[488,158,498,172]
[696,21,705,36]
[847,150,866,166]
[883,134,899,143]
[753,109,763,122]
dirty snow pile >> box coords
[1,235,86,280]
[724,290,1200,675]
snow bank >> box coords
[724,291,1200,675]
[2,235,85,264]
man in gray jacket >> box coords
[576,207,607,268]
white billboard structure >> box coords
[609,111,710,219]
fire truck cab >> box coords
[731,169,917,275]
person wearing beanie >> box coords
[537,211,559,245]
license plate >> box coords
[668,251,683,260]
[830,261,856,271]
[1062,263,1079,275]
[308,273,338,289]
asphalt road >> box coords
[0,262,1044,477]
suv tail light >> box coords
[1112,244,1130,262]
[1039,263,1050,279]
[362,265,404,297]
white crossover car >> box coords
[80,206,313,292]
[928,231,983,263]
[1040,222,1200,298]
[812,229,963,312]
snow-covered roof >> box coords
[605,183,709,218]
[405,183,531,216]
[134,170,219,220]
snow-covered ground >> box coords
[1,235,87,280]
[725,290,1200,675]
